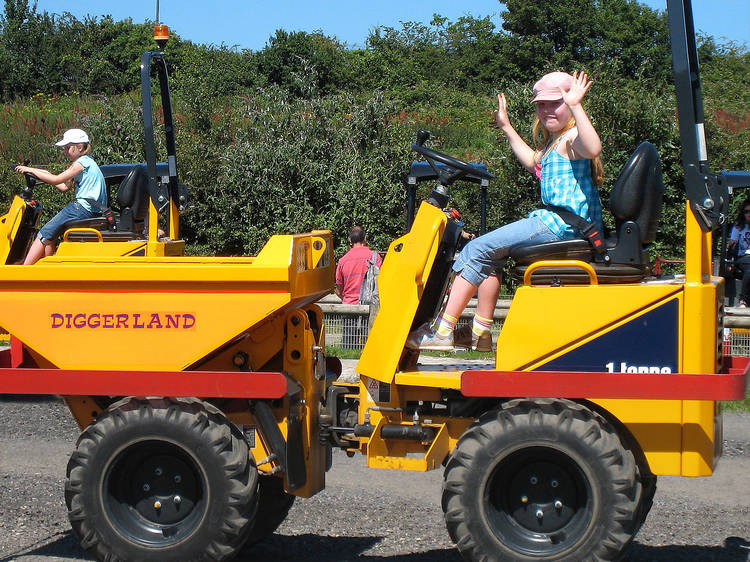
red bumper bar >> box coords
[461,368,748,401]
[0,368,287,399]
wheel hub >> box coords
[506,460,577,532]
[131,454,198,524]
[104,440,205,546]
[485,446,591,555]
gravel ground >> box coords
[0,394,748,562]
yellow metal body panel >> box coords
[280,306,328,498]
[0,232,334,371]
[680,205,724,476]
[394,370,463,390]
[226,305,328,498]
[593,399,684,474]
[496,283,683,371]
[55,240,149,257]
[0,196,38,264]
[357,202,446,383]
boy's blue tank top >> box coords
[74,154,106,212]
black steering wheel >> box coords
[411,130,494,185]
[11,161,41,201]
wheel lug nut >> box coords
[529,476,538,485]
[554,500,563,509]
[174,475,182,483]
[154,500,162,510]
[155,467,163,476]
[536,509,544,519]
[551,479,559,488]
[173,495,182,505]
[521,495,528,503]
[142,483,150,492]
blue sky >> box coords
[33,1,749,52]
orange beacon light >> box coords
[154,25,169,49]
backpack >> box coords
[358,250,380,306]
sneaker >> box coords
[454,324,493,352]
[405,323,455,350]
[739,299,748,308]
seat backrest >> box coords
[116,165,149,231]
[608,142,665,244]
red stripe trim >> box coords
[724,355,750,374]
[0,368,287,399]
[461,369,748,401]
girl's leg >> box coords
[430,275,478,339]
[454,274,500,350]
[23,239,47,265]
[476,274,502,320]
[443,275,479,319]
[407,217,557,349]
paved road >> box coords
[0,394,748,561]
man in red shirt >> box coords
[335,226,382,304]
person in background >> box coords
[335,226,382,304]
[15,128,106,265]
[728,199,750,307]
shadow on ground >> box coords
[628,537,750,561]
[3,532,748,561]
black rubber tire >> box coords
[442,398,641,561]
[240,476,296,548]
[634,473,657,534]
[65,397,258,562]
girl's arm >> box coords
[495,93,538,173]
[561,72,602,159]
[14,162,83,192]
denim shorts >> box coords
[452,216,560,286]
[38,201,98,243]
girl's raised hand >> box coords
[561,70,592,107]
[493,93,512,129]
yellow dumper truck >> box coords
[0,1,747,560]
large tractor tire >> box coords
[240,475,296,548]
[65,397,258,562]
[634,473,657,534]
[442,398,641,561]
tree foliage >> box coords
[500,0,671,81]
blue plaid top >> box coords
[528,149,603,240]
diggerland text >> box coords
[51,313,196,329]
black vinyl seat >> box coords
[511,142,665,285]
[53,165,150,242]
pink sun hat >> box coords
[531,72,573,103]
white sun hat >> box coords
[55,128,90,146]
